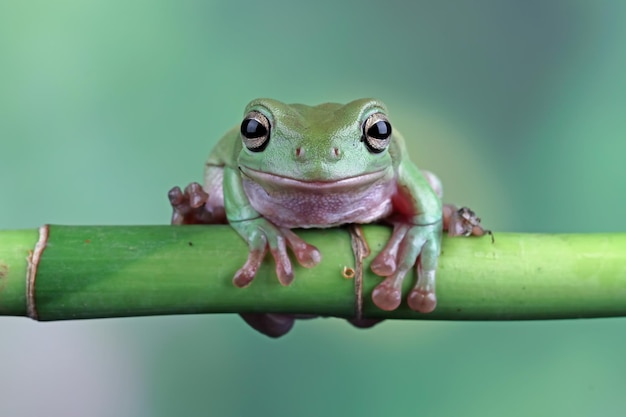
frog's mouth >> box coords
[239,166,392,192]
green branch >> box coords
[0,225,625,321]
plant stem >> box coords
[0,225,625,321]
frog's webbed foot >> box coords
[239,313,296,338]
[168,182,224,225]
[370,221,441,313]
[230,220,321,288]
[444,205,494,243]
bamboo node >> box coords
[26,224,49,320]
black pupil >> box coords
[241,118,267,138]
[368,121,391,139]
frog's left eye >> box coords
[241,111,271,152]
[362,113,392,153]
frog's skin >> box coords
[169,98,489,337]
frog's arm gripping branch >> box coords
[1,225,625,322]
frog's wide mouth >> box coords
[239,166,391,191]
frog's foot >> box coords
[370,222,440,312]
[230,219,321,288]
[347,318,383,328]
[240,313,323,338]
[444,205,494,243]
[168,182,219,225]
[240,313,295,338]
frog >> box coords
[168,98,490,337]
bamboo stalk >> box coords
[0,225,625,321]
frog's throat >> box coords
[239,166,391,192]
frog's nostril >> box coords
[295,147,304,158]
[332,147,341,158]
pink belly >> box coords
[242,178,395,228]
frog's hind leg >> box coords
[421,169,443,199]
[421,169,491,240]
[168,165,227,225]
[444,206,493,241]
[239,313,296,339]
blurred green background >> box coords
[1,1,625,416]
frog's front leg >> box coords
[369,205,481,313]
[223,167,321,288]
[227,219,321,287]
[369,169,492,313]
[370,163,443,313]
[371,220,442,313]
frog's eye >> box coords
[240,111,271,152]
[362,113,392,153]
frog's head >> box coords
[237,98,396,191]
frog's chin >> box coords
[239,166,392,192]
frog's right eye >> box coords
[240,111,271,152]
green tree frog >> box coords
[169,98,489,336]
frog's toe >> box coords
[233,245,267,288]
[407,288,437,313]
[370,253,396,276]
[168,186,188,225]
[371,223,410,276]
[168,186,184,206]
[295,247,321,269]
[280,228,321,268]
[233,256,261,288]
[372,277,402,311]
[408,263,437,313]
[233,272,253,288]
[269,238,295,286]
[184,182,209,208]
[273,256,294,286]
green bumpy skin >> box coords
[199,98,443,313]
